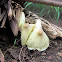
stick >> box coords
[13,0,62,7]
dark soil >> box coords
[0,9,62,62]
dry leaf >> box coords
[10,19,19,36]
[0,49,5,62]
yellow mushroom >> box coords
[18,12,49,51]
[18,12,25,29]
[18,12,35,45]
[21,23,35,45]
[26,19,49,51]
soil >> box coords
[0,6,62,62]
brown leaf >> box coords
[12,59,17,62]
[0,10,6,22]
[1,14,7,28]
[10,18,19,36]
[8,47,20,60]
[8,0,12,20]
[0,49,5,62]
[12,9,16,17]
[15,8,21,22]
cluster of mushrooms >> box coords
[18,12,49,51]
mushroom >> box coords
[18,12,25,30]
[18,11,49,51]
[26,19,49,51]
[18,12,35,45]
[21,23,35,45]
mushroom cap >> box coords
[26,19,49,51]
[21,23,35,45]
[26,30,49,51]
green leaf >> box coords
[47,10,50,15]
[25,2,33,8]
[14,39,17,46]
[54,7,60,21]
[57,8,60,21]
[51,6,54,9]
[24,2,28,5]
[60,8,62,10]
[41,9,44,16]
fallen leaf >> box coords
[0,49,5,62]
[8,47,20,60]
[12,59,17,62]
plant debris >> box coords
[0,49,5,62]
